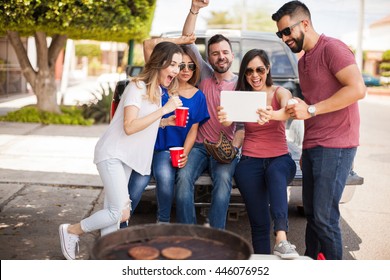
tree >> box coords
[205,4,275,32]
[380,50,390,86]
[380,50,390,77]
[0,0,156,113]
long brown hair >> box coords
[133,42,183,104]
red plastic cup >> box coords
[169,147,184,167]
[175,107,189,127]
[317,253,326,260]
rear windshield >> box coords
[241,39,295,78]
[195,37,296,78]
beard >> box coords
[211,59,233,74]
[288,31,305,53]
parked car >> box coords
[363,73,381,87]
[110,79,129,120]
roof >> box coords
[370,15,390,28]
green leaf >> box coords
[0,0,156,42]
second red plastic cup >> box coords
[169,147,184,167]
[175,107,189,127]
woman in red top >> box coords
[219,49,298,259]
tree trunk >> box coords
[6,31,67,114]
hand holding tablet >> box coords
[220,91,267,122]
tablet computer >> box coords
[220,91,267,122]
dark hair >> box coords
[180,45,200,86]
[207,34,233,54]
[235,49,273,91]
[271,0,311,22]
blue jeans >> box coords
[152,150,177,223]
[175,142,238,229]
[119,168,151,228]
[120,150,178,227]
[301,146,357,260]
[234,154,296,254]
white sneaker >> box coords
[273,240,299,259]
[59,224,79,260]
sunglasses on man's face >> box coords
[179,63,196,71]
[244,66,267,77]
[276,20,303,38]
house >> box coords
[364,15,390,75]
[342,14,390,75]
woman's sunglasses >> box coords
[179,63,196,71]
[276,20,303,38]
[244,66,267,77]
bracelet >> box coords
[189,9,199,15]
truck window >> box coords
[242,39,295,78]
[195,38,241,73]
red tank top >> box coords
[242,87,288,158]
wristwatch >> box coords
[307,105,316,117]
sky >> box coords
[150,0,390,47]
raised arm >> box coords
[182,0,209,36]
[143,34,196,62]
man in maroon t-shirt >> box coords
[272,1,366,260]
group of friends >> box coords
[59,0,366,260]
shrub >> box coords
[382,50,390,61]
[0,105,94,125]
[81,84,113,124]
[75,43,102,60]
[380,62,390,72]
[381,72,390,77]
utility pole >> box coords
[241,0,247,30]
[356,0,364,71]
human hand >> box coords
[257,105,273,125]
[178,152,188,168]
[164,115,177,126]
[162,95,183,115]
[191,0,209,13]
[285,97,310,120]
[217,106,228,123]
[179,33,196,45]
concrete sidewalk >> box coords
[0,121,108,259]
[0,121,248,260]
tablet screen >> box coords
[220,91,267,122]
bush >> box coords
[0,105,94,125]
[75,43,102,60]
[380,62,390,72]
[81,84,113,124]
[382,50,390,61]
[382,72,390,78]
